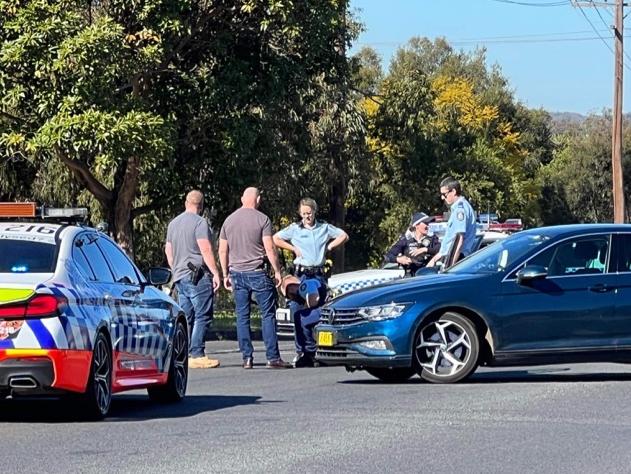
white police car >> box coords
[0,203,188,419]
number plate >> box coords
[276,308,291,322]
[318,331,334,347]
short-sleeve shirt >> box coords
[276,220,343,267]
[219,208,272,272]
[439,196,477,257]
[166,211,212,283]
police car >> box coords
[0,203,188,419]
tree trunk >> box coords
[113,155,140,256]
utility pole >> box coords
[573,0,626,222]
[612,0,625,223]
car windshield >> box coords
[0,239,57,273]
[446,233,550,275]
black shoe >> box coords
[293,353,315,368]
[243,357,253,369]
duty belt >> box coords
[296,265,324,277]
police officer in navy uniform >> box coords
[384,212,440,276]
[427,177,477,268]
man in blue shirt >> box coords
[427,177,477,268]
[273,198,348,367]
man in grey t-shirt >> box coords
[219,187,290,369]
[165,190,222,369]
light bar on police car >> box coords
[0,202,37,217]
[0,202,88,220]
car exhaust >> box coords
[9,376,38,389]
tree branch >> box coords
[55,147,112,204]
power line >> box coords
[574,1,615,53]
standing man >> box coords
[219,187,291,369]
[384,211,439,276]
[273,197,348,367]
[165,190,222,369]
[427,177,477,268]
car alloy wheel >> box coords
[79,332,112,420]
[148,319,188,402]
[414,312,479,383]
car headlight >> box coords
[357,303,410,321]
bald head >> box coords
[185,190,204,214]
[241,187,261,209]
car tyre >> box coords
[79,331,112,420]
[148,319,188,403]
[365,367,416,383]
[414,312,479,384]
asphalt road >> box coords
[4,340,631,473]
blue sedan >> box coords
[315,224,631,383]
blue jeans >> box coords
[230,270,281,361]
[175,274,214,357]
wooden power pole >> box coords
[612,0,625,223]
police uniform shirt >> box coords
[276,220,343,267]
[439,196,477,257]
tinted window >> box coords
[0,240,56,273]
[72,238,95,280]
[79,237,114,282]
[96,238,139,285]
[613,234,631,272]
[528,235,610,276]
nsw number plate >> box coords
[318,331,334,347]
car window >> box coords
[612,234,631,272]
[96,237,140,285]
[0,239,57,273]
[72,237,96,280]
[528,235,610,277]
[79,236,115,282]
[448,233,550,274]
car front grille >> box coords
[319,307,364,325]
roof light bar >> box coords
[0,202,37,217]
[0,203,88,221]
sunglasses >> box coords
[440,189,452,198]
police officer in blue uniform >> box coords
[273,198,348,367]
[384,212,440,276]
[427,177,477,268]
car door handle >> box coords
[589,284,613,293]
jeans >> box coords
[230,270,281,361]
[291,274,327,354]
[175,273,214,357]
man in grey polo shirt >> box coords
[273,197,348,367]
[165,190,222,369]
[219,187,290,369]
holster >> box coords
[187,262,209,285]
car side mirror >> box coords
[147,267,172,286]
[516,265,547,285]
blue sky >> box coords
[349,0,626,114]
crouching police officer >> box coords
[273,198,348,367]
[384,211,440,276]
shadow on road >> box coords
[338,367,631,385]
[0,394,261,423]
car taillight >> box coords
[0,295,66,319]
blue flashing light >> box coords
[11,265,28,273]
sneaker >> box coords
[243,357,253,369]
[188,357,220,369]
[266,359,292,369]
